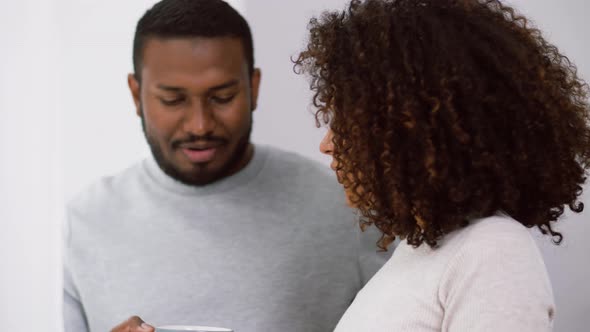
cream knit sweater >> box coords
[334,215,555,332]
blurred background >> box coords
[0,0,588,331]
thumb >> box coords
[129,316,155,332]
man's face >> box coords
[128,37,261,185]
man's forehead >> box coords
[140,37,249,88]
[142,36,246,67]
[144,70,244,92]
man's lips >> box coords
[177,142,224,164]
[178,141,224,150]
[181,147,217,163]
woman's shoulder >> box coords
[446,214,538,253]
[438,216,555,330]
[468,214,533,237]
[439,214,553,300]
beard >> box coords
[140,107,253,186]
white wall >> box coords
[57,0,156,200]
[246,0,351,165]
[0,0,62,331]
[0,1,588,332]
[506,2,590,331]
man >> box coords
[63,1,388,331]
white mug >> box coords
[156,326,233,332]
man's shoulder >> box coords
[262,145,334,181]
[66,160,146,214]
[260,145,348,209]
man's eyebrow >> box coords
[208,79,239,92]
[156,84,185,92]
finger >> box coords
[110,316,154,332]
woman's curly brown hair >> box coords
[295,0,590,248]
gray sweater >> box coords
[63,145,389,332]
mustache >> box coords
[171,134,228,149]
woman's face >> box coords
[320,129,360,207]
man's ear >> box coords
[250,68,261,111]
[127,73,142,116]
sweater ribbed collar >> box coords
[143,144,269,196]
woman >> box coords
[295,0,590,331]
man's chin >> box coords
[173,165,224,186]
[152,140,252,186]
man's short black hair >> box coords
[133,0,254,80]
